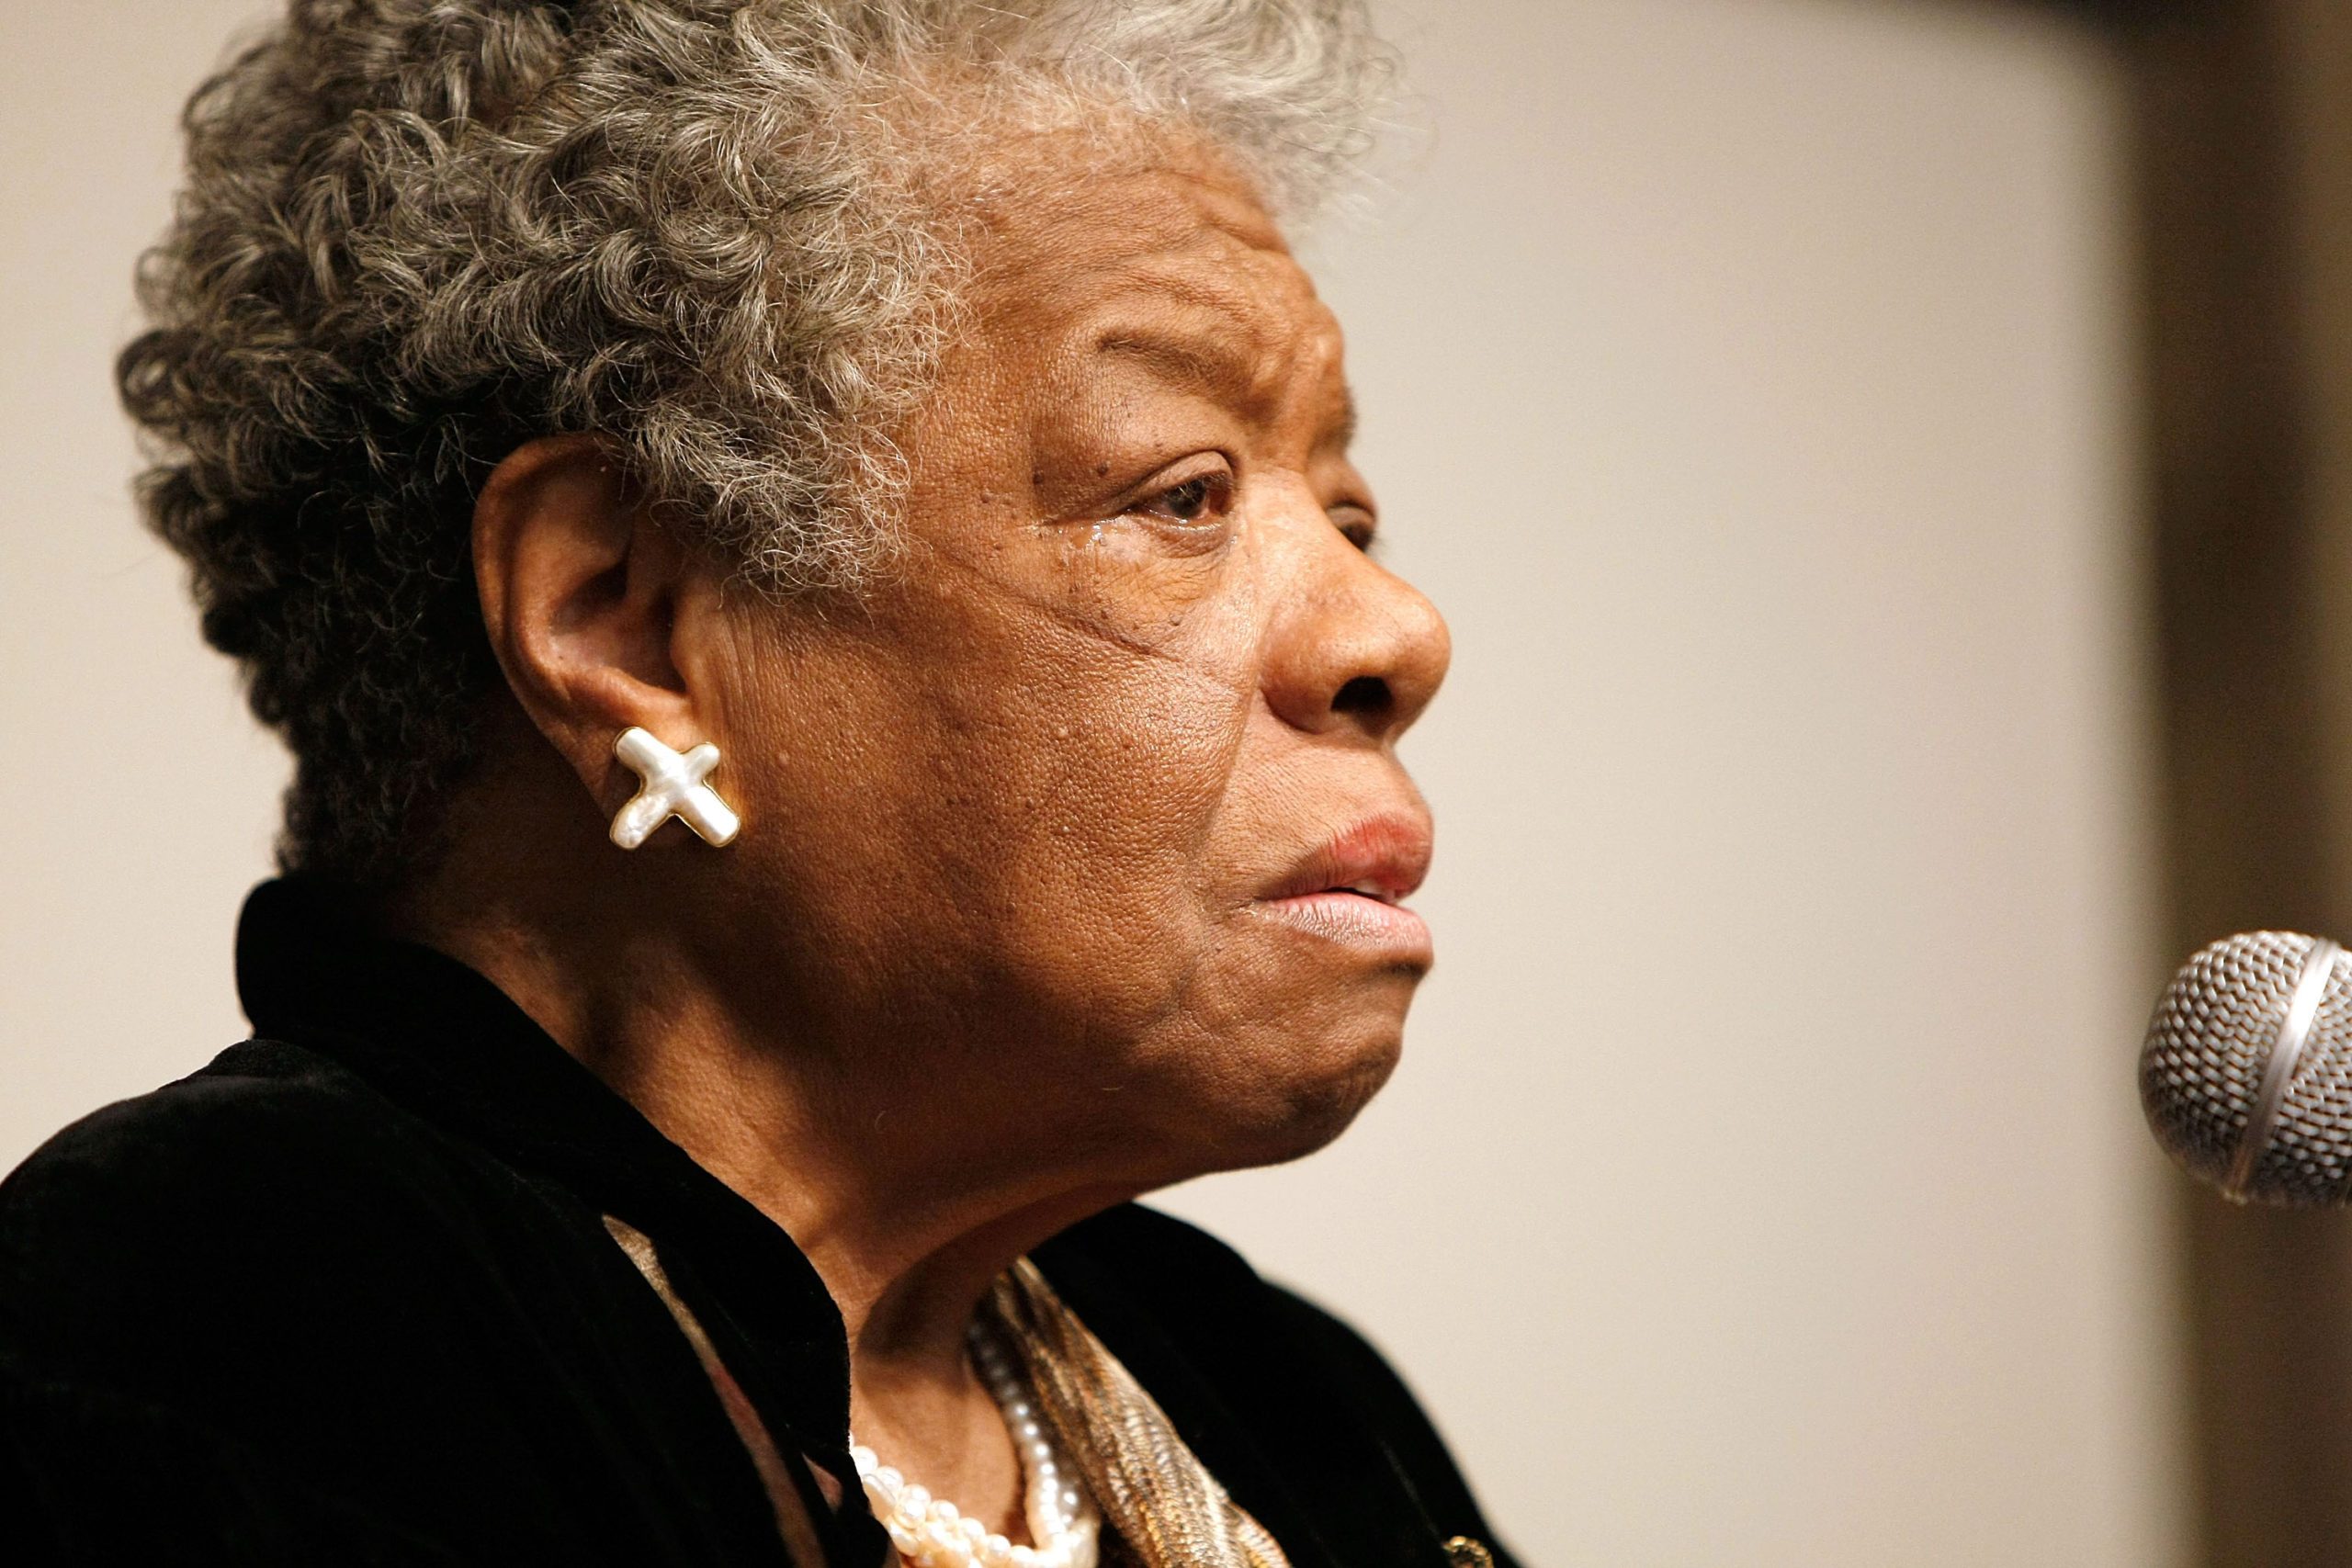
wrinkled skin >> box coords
[420,130,1449,1537]
[706,144,1448,1182]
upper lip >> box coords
[1261,814,1434,904]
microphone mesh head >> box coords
[2141,931,2352,1205]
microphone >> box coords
[2141,931,2352,1205]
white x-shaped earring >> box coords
[609,727,741,849]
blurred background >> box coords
[15,0,2352,1562]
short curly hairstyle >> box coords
[121,0,1391,886]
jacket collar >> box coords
[233,876,866,1516]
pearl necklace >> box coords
[852,1323,1100,1568]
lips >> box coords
[1250,815,1437,963]
[1261,815,1434,906]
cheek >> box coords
[888,522,1269,1027]
[715,579,1267,1051]
[943,623,1257,1032]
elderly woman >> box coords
[0,2,1506,1564]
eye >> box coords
[1127,464,1234,527]
[1159,475,1218,521]
[1332,503,1377,552]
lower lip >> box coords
[1254,892,1433,963]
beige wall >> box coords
[0,2,2181,1563]
[1157,1,2185,1562]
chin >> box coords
[1193,1025,1405,1176]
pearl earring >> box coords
[609,727,741,850]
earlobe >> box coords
[472,434,704,803]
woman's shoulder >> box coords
[0,1039,804,1564]
[0,1037,592,1409]
[1,1039,469,1252]
[0,1041,739,1563]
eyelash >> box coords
[1122,466,1378,552]
[1129,467,1234,526]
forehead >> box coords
[954,133,1346,406]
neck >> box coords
[390,863,1136,1533]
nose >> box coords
[1261,510,1451,745]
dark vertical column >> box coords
[2125,0,2352,1562]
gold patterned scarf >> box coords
[979,1258,1290,1568]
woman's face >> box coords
[701,139,1450,1183]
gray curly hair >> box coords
[123,0,1391,886]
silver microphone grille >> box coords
[2141,931,2352,1206]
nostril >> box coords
[1332,674,1393,720]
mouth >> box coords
[1252,815,1436,964]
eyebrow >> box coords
[1095,328,1263,402]
[1092,327,1359,452]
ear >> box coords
[472,434,706,803]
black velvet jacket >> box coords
[0,879,1516,1565]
